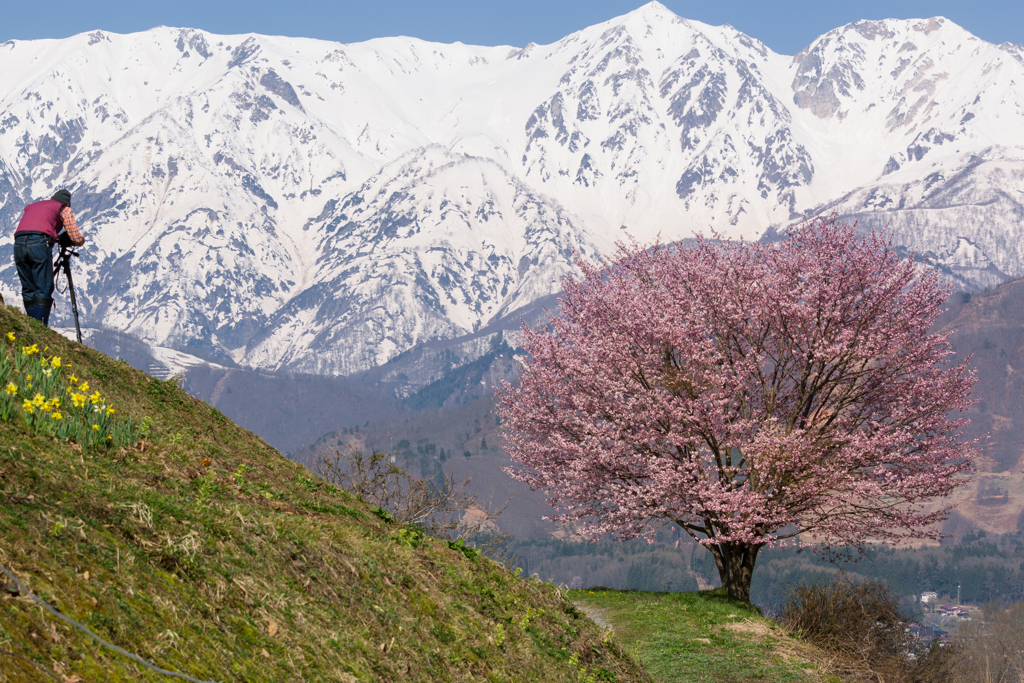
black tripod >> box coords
[53,246,83,343]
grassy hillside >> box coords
[0,305,647,683]
[570,589,830,683]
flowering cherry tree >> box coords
[498,216,977,603]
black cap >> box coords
[51,189,71,206]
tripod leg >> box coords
[64,260,82,344]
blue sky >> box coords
[4,0,1020,55]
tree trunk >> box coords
[708,542,761,604]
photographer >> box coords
[12,189,84,327]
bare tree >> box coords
[314,449,514,558]
[951,602,1024,682]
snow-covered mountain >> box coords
[2,3,1023,375]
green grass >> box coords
[569,589,831,683]
[0,306,649,683]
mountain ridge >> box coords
[2,3,1023,375]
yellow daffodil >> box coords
[91,424,99,431]
[49,398,60,409]
[51,411,62,420]
[72,393,86,408]
[22,400,33,414]
[79,381,90,393]
[26,375,32,383]
[22,344,38,355]
[89,392,101,404]
[5,383,16,396]
[51,357,61,368]
[6,332,15,341]
[106,407,115,416]
[32,394,45,407]
[69,375,78,384]
[107,436,113,441]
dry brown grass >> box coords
[778,578,963,683]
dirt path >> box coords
[574,601,613,630]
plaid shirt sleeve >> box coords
[60,206,85,246]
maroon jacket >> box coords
[15,200,66,242]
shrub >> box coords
[779,577,959,682]
[780,579,909,659]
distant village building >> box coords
[920,592,938,609]
[936,604,970,619]
[909,624,947,644]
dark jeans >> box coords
[14,232,54,323]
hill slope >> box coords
[930,278,1024,535]
[0,304,647,682]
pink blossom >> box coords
[498,216,978,602]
